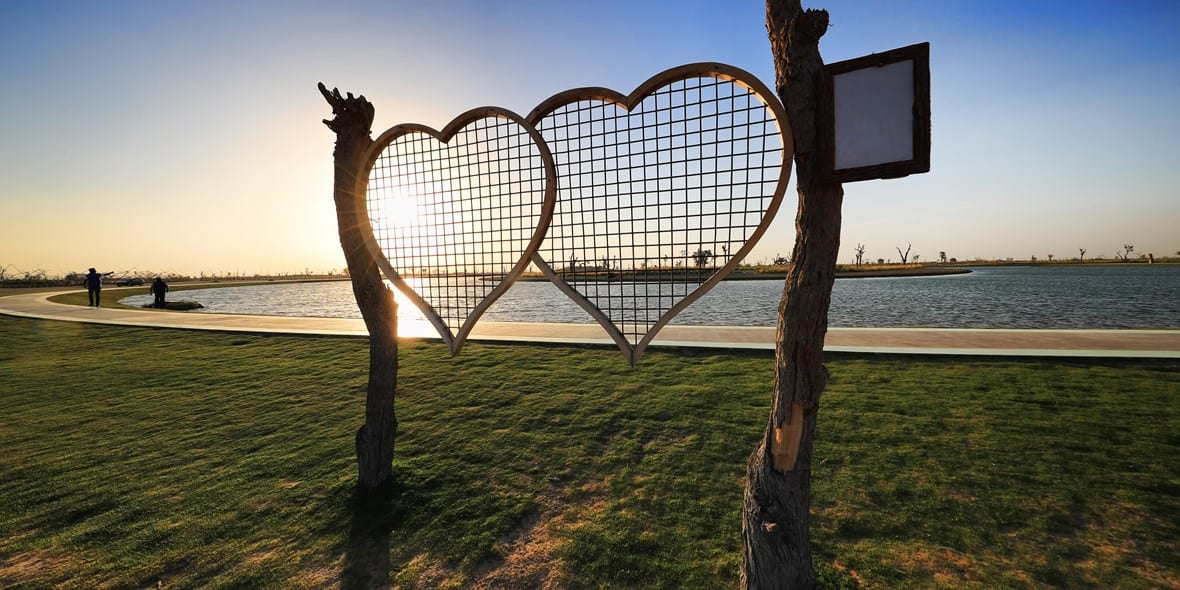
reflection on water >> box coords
[394,275,505,329]
[568,279,698,341]
[119,265,1180,329]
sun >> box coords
[368,184,419,230]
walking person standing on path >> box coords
[83,267,109,307]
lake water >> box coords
[120,265,1180,329]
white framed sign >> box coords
[822,42,930,182]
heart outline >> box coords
[356,106,557,354]
[525,63,794,364]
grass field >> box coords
[0,314,1177,588]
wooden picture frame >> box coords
[821,42,930,183]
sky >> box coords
[2,0,1178,278]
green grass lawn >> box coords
[0,314,1176,588]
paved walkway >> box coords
[2,289,1179,358]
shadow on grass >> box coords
[341,480,406,590]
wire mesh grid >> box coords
[366,117,549,335]
[535,75,785,346]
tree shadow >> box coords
[341,480,406,590]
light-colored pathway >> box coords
[2,289,1179,358]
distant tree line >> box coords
[843,242,1175,266]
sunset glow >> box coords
[1,1,1177,278]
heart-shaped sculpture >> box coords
[359,107,556,354]
[526,63,793,364]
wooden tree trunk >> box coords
[320,84,400,492]
[741,3,842,588]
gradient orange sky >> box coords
[2,1,1177,277]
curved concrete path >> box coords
[2,289,1178,358]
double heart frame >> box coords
[351,63,793,364]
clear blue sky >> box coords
[2,0,1177,277]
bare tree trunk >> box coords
[320,84,400,492]
[897,243,912,264]
[742,3,842,588]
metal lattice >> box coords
[529,64,790,363]
[364,108,555,354]
[358,64,790,363]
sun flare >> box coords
[369,185,423,231]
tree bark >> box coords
[742,3,842,588]
[320,84,400,492]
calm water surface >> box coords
[121,266,1180,329]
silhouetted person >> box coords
[84,267,109,307]
[150,277,169,308]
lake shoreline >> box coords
[514,266,972,282]
[106,265,1174,330]
[745,266,972,280]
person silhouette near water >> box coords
[150,277,169,308]
[83,267,110,307]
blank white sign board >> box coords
[823,42,930,182]
[833,60,914,170]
